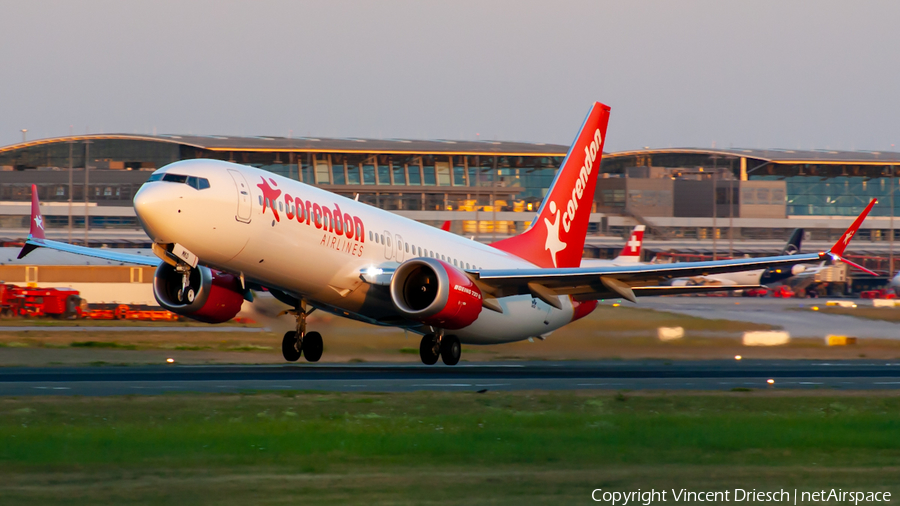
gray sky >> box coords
[2,0,899,152]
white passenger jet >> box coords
[18,102,876,365]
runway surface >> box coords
[3,360,900,395]
[637,298,900,339]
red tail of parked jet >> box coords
[492,102,610,268]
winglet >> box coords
[27,184,46,240]
[16,184,45,259]
[828,198,876,257]
[822,198,877,276]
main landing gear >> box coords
[281,302,323,362]
[419,332,461,366]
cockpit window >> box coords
[187,176,210,190]
[147,172,210,190]
[162,173,188,184]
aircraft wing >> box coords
[471,198,877,305]
[473,253,821,302]
[17,184,161,267]
[19,237,161,267]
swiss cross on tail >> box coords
[613,225,645,263]
[492,102,611,268]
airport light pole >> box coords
[888,165,896,279]
[21,129,27,143]
[729,159,734,258]
[83,140,92,246]
[711,155,719,261]
[68,140,74,243]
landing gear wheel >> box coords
[281,331,301,362]
[178,286,195,303]
[440,335,461,366]
[419,334,440,365]
[302,331,323,362]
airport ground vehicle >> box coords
[0,283,83,318]
[17,102,877,365]
[860,289,896,299]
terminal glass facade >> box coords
[0,137,565,228]
[602,151,900,218]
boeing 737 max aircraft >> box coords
[18,102,876,365]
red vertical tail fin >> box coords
[492,102,610,268]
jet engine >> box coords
[152,263,245,323]
[389,257,483,329]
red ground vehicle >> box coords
[860,289,896,299]
[0,284,84,319]
[769,285,796,298]
[742,287,769,297]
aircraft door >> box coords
[228,169,252,223]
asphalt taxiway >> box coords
[3,360,900,395]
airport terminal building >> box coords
[2,134,900,275]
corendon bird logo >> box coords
[543,201,566,268]
[257,177,282,222]
[842,229,855,246]
[543,127,603,267]
[257,176,366,256]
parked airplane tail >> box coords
[781,228,803,255]
[612,225,645,263]
[491,102,611,268]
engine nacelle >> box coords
[389,257,483,330]
[153,264,244,323]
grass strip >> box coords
[1,391,898,504]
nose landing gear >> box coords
[281,301,323,363]
[418,332,461,366]
[174,263,196,303]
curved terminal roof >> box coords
[4,136,900,165]
[0,134,569,157]
[606,147,900,165]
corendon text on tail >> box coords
[18,101,877,366]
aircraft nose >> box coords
[134,182,180,243]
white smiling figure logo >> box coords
[543,201,567,267]
[34,214,44,231]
